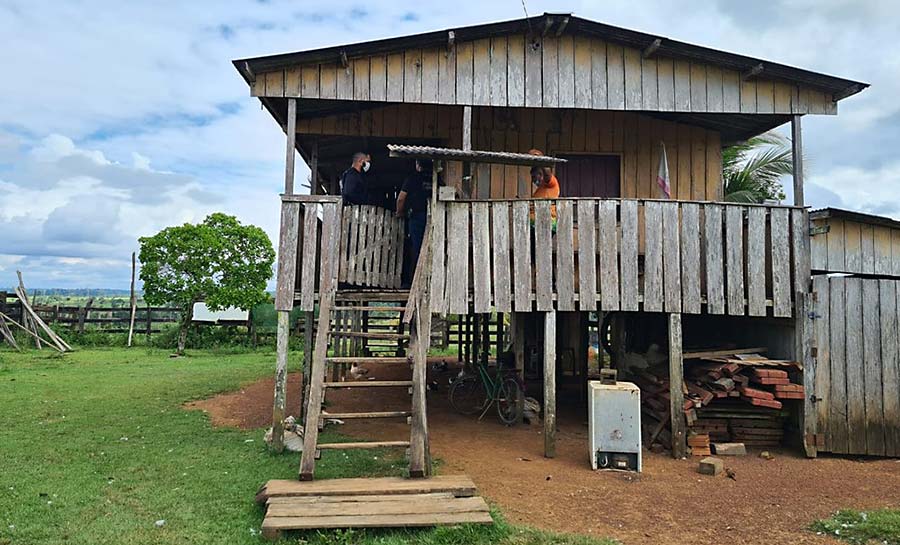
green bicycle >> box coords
[448,360,524,425]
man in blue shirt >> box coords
[340,152,370,205]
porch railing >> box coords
[428,198,810,318]
[275,197,404,313]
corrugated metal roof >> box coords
[387,144,567,166]
[810,207,900,230]
[234,12,867,99]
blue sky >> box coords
[1,0,897,289]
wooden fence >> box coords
[0,295,180,335]
[813,275,900,457]
[430,198,809,317]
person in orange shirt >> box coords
[531,165,560,200]
[528,149,561,229]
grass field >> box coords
[0,347,615,545]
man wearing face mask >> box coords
[340,152,371,205]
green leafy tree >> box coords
[139,213,275,354]
[723,132,793,203]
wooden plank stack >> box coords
[256,475,492,539]
[635,352,802,452]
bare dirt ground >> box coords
[188,360,900,545]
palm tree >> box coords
[723,132,793,203]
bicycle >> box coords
[448,359,524,425]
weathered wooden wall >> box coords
[813,275,900,457]
[255,34,836,115]
[811,216,900,277]
[430,198,807,317]
[297,105,723,201]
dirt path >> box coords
[188,361,900,545]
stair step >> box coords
[322,411,412,419]
[332,306,407,312]
[318,441,410,450]
[324,380,413,388]
[326,357,410,365]
[330,331,410,340]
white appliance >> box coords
[588,380,642,472]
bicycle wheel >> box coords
[496,376,523,425]
[449,375,488,416]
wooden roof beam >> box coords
[742,63,764,81]
[642,38,662,58]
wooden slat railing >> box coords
[429,198,810,318]
[277,198,404,312]
[338,205,404,289]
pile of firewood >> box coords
[634,352,802,452]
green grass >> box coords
[0,347,615,545]
[811,509,900,545]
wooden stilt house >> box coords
[233,13,882,480]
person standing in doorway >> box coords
[396,159,431,286]
[340,152,371,205]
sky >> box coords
[1,0,897,289]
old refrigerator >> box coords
[588,381,642,471]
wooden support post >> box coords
[284,98,297,195]
[145,303,152,339]
[544,311,557,458]
[457,315,463,363]
[462,106,472,151]
[301,310,314,423]
[791,115,804,206]
[512,313,526,423]
[797,290,816,457]
[78,297,93,334]
[127,252,137,347]
[310,138,319,195]
[271,310,290,452]
[668,313,687,458]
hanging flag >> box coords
[656,142,671,199]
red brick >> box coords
[742,397,783,409]
[739,387,775,400]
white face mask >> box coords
[362,161,371,172]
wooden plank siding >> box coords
[814,276,900,457]
[253,35,837,115]
[297,104,724,202]
[811,216,900,278]
[427,199,803,316]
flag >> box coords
[656,142,671,199]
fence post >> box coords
[146,304,152,339]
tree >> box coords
[723,132,793,203]
[139,213,275,355]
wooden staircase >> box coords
[299,290,432,480]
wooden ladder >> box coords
[299,296,431,480]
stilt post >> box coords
[668,313,687,458]
[544,311,557,458]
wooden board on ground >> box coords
[257,475,478,503]
[257,476,491,539]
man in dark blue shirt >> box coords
[340,152,370,205]
[396,159,431,285]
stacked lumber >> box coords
[256,475,492,539]
[635,352,802,451]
